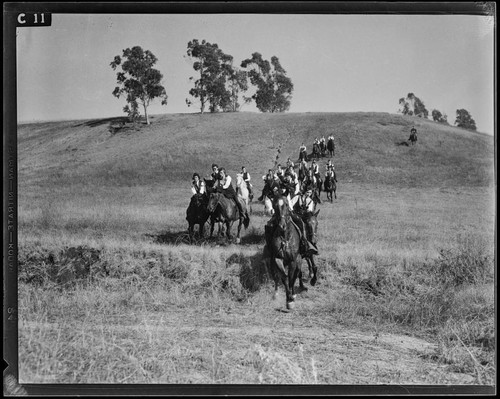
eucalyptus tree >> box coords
[241,52,293,113]
[110,46,168,125]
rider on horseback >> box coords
[409,126,417,143]
[214,168,248,222]
[265,187,319,256]
[311,159,320,180]
[276,164,285,182]
[241,166,253,199]
[299,143,307,161]
[290,187,319,255]
[258,169,275,202]
[191,173,206,196]
[325,165,337,183]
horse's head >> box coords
[235,173,243,186]
[207,192,221,213]
[303,209,319,245]
[273,195,290,230]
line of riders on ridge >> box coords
[188,137,338,259]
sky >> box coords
[16,11,495,134]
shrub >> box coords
[432,234,493,287]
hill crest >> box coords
[17,112,494,190]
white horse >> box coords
[263,195,274,216]
[236,173,252,213]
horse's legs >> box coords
[235,219,243,244]
[275,258,294,310]
[289,260,301,301]
[307,256,318,286]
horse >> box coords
[207,192,249,243]
[327,138,335,157]
[319,141,326,157]
[408,132,417,145]
[265,195,303,310]
[312,143,321,159]
[298,161,308,182]
[263,195,274,216]
[186,193,210,239]
[299,209,319,287]
[323,174,337,202]
[315,175,323,202]
[235,173,252,213]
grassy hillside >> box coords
[18,112,494,192]
[16,112,495,386]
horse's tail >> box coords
[243,212,250,229]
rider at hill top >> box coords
[191,173,206,196]
[214,167,247,220]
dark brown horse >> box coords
[312,143,321,159]
[207,192,249,243]
[327,138,335,157]
[186,194,210,239]
[324,174,337,202]
[408,132,417,145]
[265,195,303,310]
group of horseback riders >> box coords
[257,157,337,204]
[300,134,335,160]
[191,164,249,220]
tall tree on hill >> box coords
[185,39,237,113]
[432,109,448,124]
[226,66,249,112]
[454,109,477,131]
[241,53,293,113]
[398,93,429,118]
[110,46,168,125]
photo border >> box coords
[3,1,495,396]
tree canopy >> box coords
[454,109,477,131]
[431,109,448,124]
[185,39,241,113]
[241,53,293,113]
[398,93,429,118]
[110,46,168,125]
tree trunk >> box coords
[143,103,150,125]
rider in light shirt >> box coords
[215,167,246,218]
[191,173,206,195]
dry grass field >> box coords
[16,112,495,389]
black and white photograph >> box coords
[4,2,496,395]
